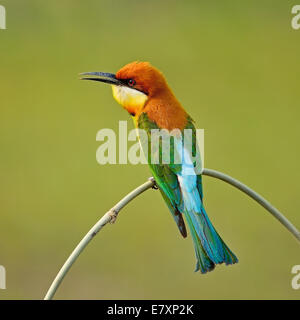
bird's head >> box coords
[81,61,168,116]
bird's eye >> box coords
[128,79,136,87]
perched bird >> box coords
[81,61,238,273]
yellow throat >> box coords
[112,85,148,116]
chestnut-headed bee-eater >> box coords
[81,61,238,273]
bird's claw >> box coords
[149,177,158,190]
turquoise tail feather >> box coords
[178,174,238,273]
[184,204,238,273]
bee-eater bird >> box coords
[81,61,238,273]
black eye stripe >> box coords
[118,78,148,95]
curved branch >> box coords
[44,170,300,300]
[44,178,156,300]
[202,169,300,242]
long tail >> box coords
[184,205,238,273]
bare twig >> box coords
[44,170,300,300]
[202,169,300,242]
[44,178,155,300]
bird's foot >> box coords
[148,177,158,190]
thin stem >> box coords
[44,178,155,300]
[44,170,300,300]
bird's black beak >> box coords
[80,72,122,85]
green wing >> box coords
[137,112,191,237]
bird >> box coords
[81,61,238,273]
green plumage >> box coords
[137,112,238,273]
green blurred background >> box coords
[1,0,300,299]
